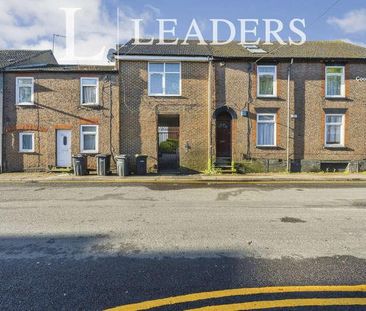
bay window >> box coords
[257,113,276,147]
[257,65,277,97]
[148,63,181,96]
[325,66,345,98]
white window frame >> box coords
[80,125,99,153]
[325,66,345,98]
[16,77,34,105]
[19,132,35,153]
[80,77,99,106]
[324,113,345,147]
[256,113,277,147]
[148,62,181,96]
[257,65,277,98]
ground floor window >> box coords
[80,125,98,153]
[19,132,35,152]
[325,114,344,147]
[257,113,276,147]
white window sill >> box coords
[80,151,98,154]
[16,103,35,106]
[256,145,277,148]
[324,145,345,148]
[325,96,346,99]
[81,103,100,107]
[148,94,181,97]
[257,95,278,99]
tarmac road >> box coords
[0,182,365,310]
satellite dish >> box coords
[107,48,116,62]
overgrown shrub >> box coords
[159,139,179,153]
[234,160,265,174]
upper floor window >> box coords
[257,113,276,147]
[325,66,345,98]
[16,77,34,105]
[257,65,277,97]
[148,63,181,96]
[81,78,99,105]
[80,125,98,153]
[19,132,35,153]
[325,114,344,147]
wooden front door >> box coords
[216,112,232,158]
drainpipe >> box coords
[0,71,3,173]
[207,58,213,170]
[286,59,294,172]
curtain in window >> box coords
[83,134,96,150]
[19,86,32,103]
[258,122,275,146]
[327,75,341,96]
[82,86,96,104]
[259,75,274,95]
[326,124,340,144]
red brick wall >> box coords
[119,60,209,172]
[3,72,120,171]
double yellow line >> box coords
[105,285,366,310]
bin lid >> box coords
[135,154,148,158]
[96,154,110,158]
[72,154,85,158]
[115,154,129,159]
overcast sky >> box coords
[1,0,365,64]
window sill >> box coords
[324,96,348,100]
[256,145,278,149]
[19,151,36,154]
[16,103,35,107]
[148,94,182,97]
[256,96,280,100]
[80,103,100,107]
[323,145,349,150]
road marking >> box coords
[105,285,366,311]
[186,298,366,311]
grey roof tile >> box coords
[0,50,57,69]
[117,39,366,60]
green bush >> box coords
[234,160,265,174]
[159,139,179,153]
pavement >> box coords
[1,171,366,184]
[0,182,366,310]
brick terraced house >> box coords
[116,40,366,173]
[1,40,366,173]
[0,51,119,172]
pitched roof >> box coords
[6,64,117,72]
[117,39,366,60]
[0,50,58,69]
[118,39,211,57]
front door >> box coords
[216,112,232,158]
[56,130,71,167]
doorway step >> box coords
[48,166,73,173]
[214,157,235,173]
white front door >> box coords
[56,130,71,167]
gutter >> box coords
[0,70,3,173]
[207,58,213,170]
[115,55,211,62]
[286,58,294,172]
